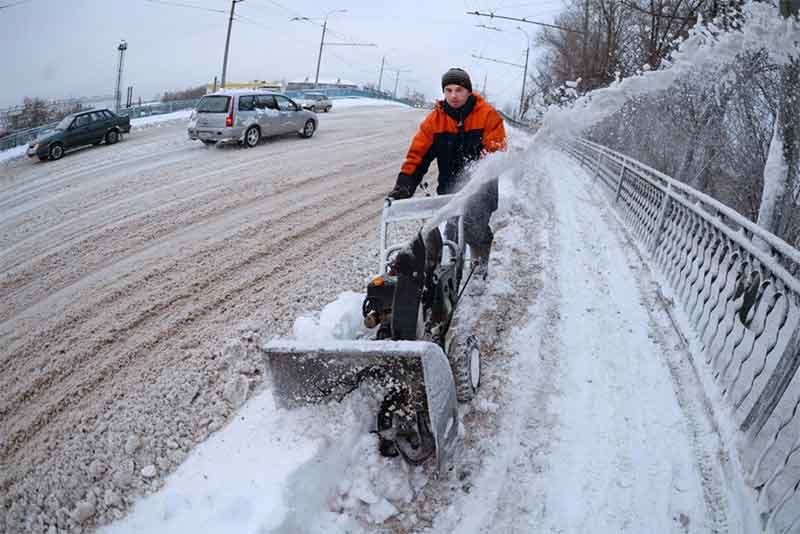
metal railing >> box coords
[565,138,800,533]
[0,123,57,151]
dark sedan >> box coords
[27,109,131,161]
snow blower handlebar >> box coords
[379,195,464,274]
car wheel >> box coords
[244,126,261,148]
[48,143,64,161]
[201,140,216,146]
[106,129,119,145]
[300,120,316,139]
[324,107,330,113]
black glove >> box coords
[387,186,412,200]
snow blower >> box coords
[263,195,482,470]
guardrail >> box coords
[0,123,57,151]
[565,137,800,533]
[497,110,537,131]
[283,88,419,107]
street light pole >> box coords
[517,27,530,120]
[221,0,244,88]
[314,9,347,88]
[314,20,327,87]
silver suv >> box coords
[188,89,318,147]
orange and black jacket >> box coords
[395,92,506,195]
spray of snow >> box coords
[756,120,789,234]
[539,3,800,139]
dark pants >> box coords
[445,177,498,249]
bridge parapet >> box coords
[567,138,800,533]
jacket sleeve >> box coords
[395,113,437,193]
[482,110,507,153]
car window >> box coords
[102,110,114,119]
[57,116,74,130]
[238,96,255,111]
[256,95,277,110]
[74,115,90,128]
[90,112,104,122]
[197,95,230,113]
[274,96,297,111]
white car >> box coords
[298,93,332,113]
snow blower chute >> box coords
[262,195,482,470]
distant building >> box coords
[286,78,359,91]
[207,80,282,93]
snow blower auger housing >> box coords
[263,195,482,470]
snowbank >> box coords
[330,97,411,109]
[0,144,27,164]
[130,109,194,129]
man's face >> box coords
[444,84,470,109]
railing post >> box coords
[650,184,672,251]
[614,160,627,203]
[592,150,602,184]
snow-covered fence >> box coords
[566,137,800,533]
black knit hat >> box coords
[441,68,472,92]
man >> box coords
[388,67,506,280]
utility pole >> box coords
[291,10,376,89]
[221,0,244,88]
[114,40,128,113]
[472,52,528,118]
[314,17,328,87]
[377,56,385,92]
[385,68,410,99]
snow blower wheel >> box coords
[449,334,481,402]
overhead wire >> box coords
[0,0,32,8]
[141,0,227,14]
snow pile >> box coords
[130,109,194,129]
[292,291,372,341]
[0,144,26,164]
[331,98,411,109]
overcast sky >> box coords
[0,0,563,111]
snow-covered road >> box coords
[92,144,756,534]
[0,102,434,534]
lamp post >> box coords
[114,40,128,113]
[292,9,347,88]
[517,26,530,120]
